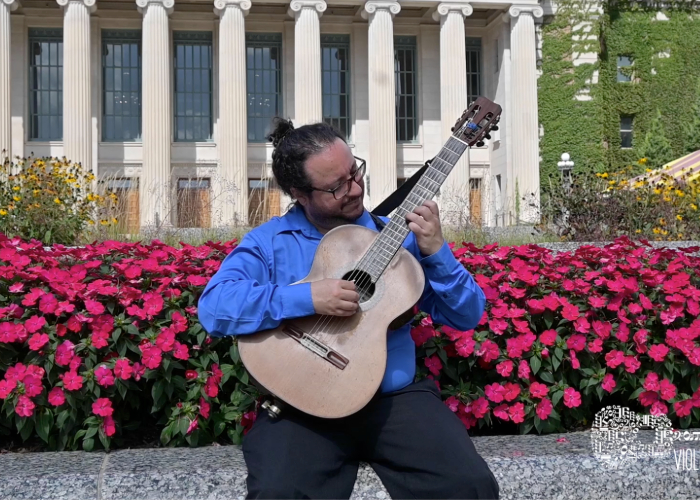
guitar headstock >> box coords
[451,97,502,148]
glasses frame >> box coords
[309,156,366,200]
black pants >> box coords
[242,378,500,499]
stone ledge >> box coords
[1,429,699,500]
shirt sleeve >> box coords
[197,232,316,338]
[415,240,486,331]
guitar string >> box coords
[308,140,468,344]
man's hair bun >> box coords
[267,117,295,148]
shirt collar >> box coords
[275,203,376,237]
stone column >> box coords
[137,0,173,229]
[215,0,250,227]
[433,2,472,227]
[288,0,325,126]
[362,0,400,209]
[0,0,19,161]
[507,4,542,223]
[56,0,94,172]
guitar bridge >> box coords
[282,324,349,370]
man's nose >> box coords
[348,177,363,197]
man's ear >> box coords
[291,187,309,208]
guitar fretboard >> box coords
[360,136,468,281]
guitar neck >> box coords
[361,136,469,280]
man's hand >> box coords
[310,279,360,316]
[405,200,445,256]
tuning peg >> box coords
[491,125,499,131]
[485,133,491,140]
[476,141,484,147]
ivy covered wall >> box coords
[538,0,700,192]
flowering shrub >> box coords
[0,156,118,245]
[541,159,700,241]
[1,233,699,451]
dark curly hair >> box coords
[267,117,346,197]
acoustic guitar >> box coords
[239,97,502,419]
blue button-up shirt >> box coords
[198,204,485,393]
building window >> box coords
[321,35,351,139]
[246,33,283,143]
[28,28,63,141]
[394,36,417,143]
[177,178,211,227]
[249,179,281,226]
[466,37,482,105]
[620,115,633,148]
[617,55,633,82]
[174,32,213,142]
[469,178,482,225]
[102,30,141,142]
[107,178,139,233]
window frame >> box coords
[321,34,351,140]
[617,55,634,83]
[620,115,634,149]
[176,177,212,228]
[28,28,63,142]
[394,35,418,144]
[466,37,482,105]
[102,30,142,143]
[246,33,284,143]
[173,31,214,143]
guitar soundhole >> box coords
[343,270,375,303]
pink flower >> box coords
[539,329,557,346]
[131,362,146,381]
[623,355,641,373]
[601,373,616,393]
[674,399,695,418]
[503,382,521,401]
[424,355,442,376]
[48,387,66,406]
[92,398,114,417]
[204,377,219,398]
[113,359,133,380]
[493,404,510,421]
[141,346,163,370]
[186,417,199,435]
[0,379,16,399]
[536,398,553,420]
[566,334,586,352]
[445,396,459,412]
[648,344,669,362]
[102,415,116,437]
[94,366,115,387]
[199,397,211,419]
[496,360,514,377]
[22,375,43,397]
[518,359,530,379]
[605,350,625,369]
[62,371,84,391]
[644,372,660,391]
[27,333,49,351]
[173,342,189,361]
[470,397,490,419]
[639,390,659,407]
[508,402,526,423]
[569,350,580,370]
[588,338,604,353]
[24,315,46,334]
[563,388,582,408]
[15,394,35,417]
[55,340,75,366]
[84,299,105,316]
[485,383,506,403]
[650,400,668,416]
[659,379,677,401]
[529,382,549,399]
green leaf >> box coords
[178,417,190,437]
[85,426,98,439]
[520,421,534,435]
[37,410,53,443]
[19,418,34,442]
[530,355,541,375]
[628,387,644,401]
[83,438,94,452]
[596,385,605,401]
[56,410,70,429]
[229,344,240,364]
[690,374,699,393]
[117,380,128,400]
[112,328,122,343]
[543,310,554,329]
[551,390,564,407]
[539,371,555,384]
[534,416,542,433]
[98,431,110,450]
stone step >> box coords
[1,429,698,499]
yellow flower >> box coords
[111,217,118,224]
[675,189,685,197]
[639,158,648,164]
[88,220,95,225]
[691,203,698,211]
[100,219,108,226]
[12,186,20,191]
[600,172,609,178]
[678,233,684,238]
[677,214,683,221]
[654,188,662,195]
[661,229,669,236]
[653,227,661,234]
[659,218,666,225]
[13,195,21,202]
[0,209,6,216]
[635,229,642,234]
[54,198,61,204]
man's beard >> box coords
[307,198,364,229]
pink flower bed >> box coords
[0,233,699,450]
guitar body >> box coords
[238,224,425,419]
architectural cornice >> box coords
[56,0,96,13]
[214,0,251,17]
[2,0,21,11]
[432,2,473,22]
[136,0,174,16]
[361,1,401,20]
[287,0,326,19]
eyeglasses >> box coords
[310,157,366,200]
